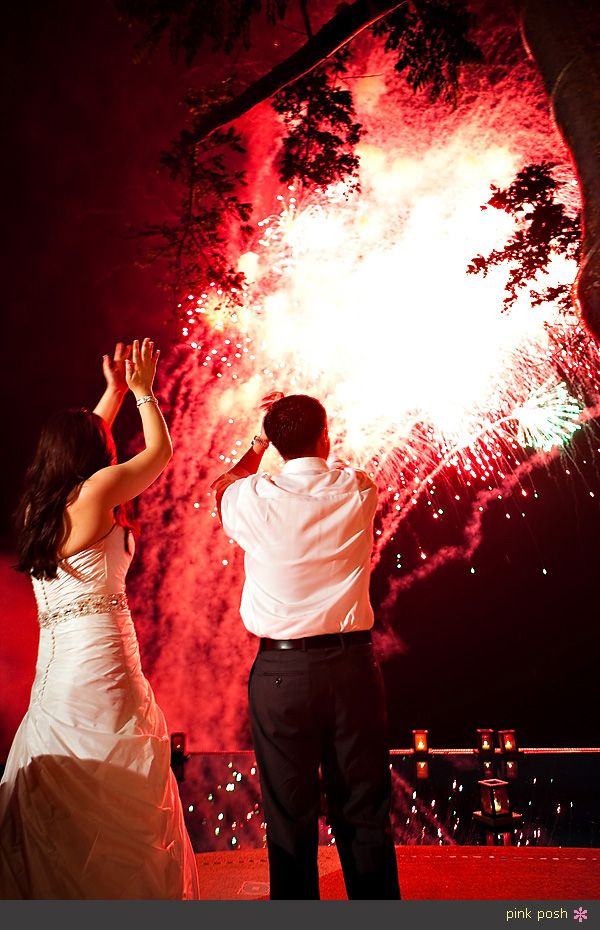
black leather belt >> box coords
[259,630,372,651]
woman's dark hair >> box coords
[263,394,327,460]
[15,408,134,580]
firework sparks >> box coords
[182,145,599,516]
[514,380,583,453]
[133,54,600,750]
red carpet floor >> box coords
[195,846,600,900]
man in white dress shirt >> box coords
[211,393,400,900]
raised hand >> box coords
[257,390,284,443]
[259,390,285,411]
[125,338,160,398]
[102,342,132,394]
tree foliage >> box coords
[122,0,580,313]
[372,0,483,104]
[467,163,581,313]
[272,47,363,190]
[136,127,252,299]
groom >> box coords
[211,393,400,900]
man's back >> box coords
[221,456,377,638]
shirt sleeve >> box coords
[219,476,247,540]
[355,470,378,522]
[211,471,243,499]
[326,454,378,519]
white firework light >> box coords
[183,159,598,523]
[138,126,600,749]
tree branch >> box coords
[179,0,407,146]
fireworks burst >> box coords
[133,55,600,749]
[181,150,600,559]
[514,380,583,453]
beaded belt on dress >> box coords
[38,592,129,629]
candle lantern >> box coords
[412,729,429,754]
[170,731,189,782]
[416,760,429,780]
[476,728,495,753]
[502,758,519,780]
[480,779,510,817]
[473,778,523,828]
[498,729,518,754]
[171,732,186,758]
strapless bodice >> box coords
[31,523,134,618]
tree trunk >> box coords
[516,0,600,342]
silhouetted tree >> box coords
[116,0,600,339]
[513,0,600,343]
[468,163,581,313]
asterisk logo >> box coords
[574,907,588,923]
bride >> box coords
[0,338,200,899]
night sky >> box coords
[1,0,599,759]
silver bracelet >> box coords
[136,394,157,408]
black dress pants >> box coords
[248,640,401,900]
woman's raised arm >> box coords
[85,337,173,508]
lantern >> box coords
[480,758,495,777]
[416,760,429,780]
[170,732,188,782]
[412,729,429,753]
[498,729,518,753]
[170,732,186,758]
[476,728,495,753]
[473,778,523,828]
[479,779,510,817]
[502,758,519,780]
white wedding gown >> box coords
[0,524,200,899]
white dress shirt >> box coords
[220,455,377,639]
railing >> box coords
[173,748,600,853]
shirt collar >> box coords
[280,456,329,475]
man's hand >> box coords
[257,390,284,442]
[259,391,285,410]
[211,391,284,524]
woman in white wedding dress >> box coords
[0,338,200,899]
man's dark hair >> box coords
[263,394,327,460]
